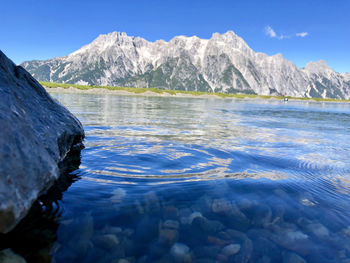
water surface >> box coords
[12,94,350,262]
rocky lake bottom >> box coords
[2,94,350,263]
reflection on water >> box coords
[3,94,350,262]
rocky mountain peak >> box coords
[344,73,350,81]
[212,30,236,39]
[304,60,332,74]
[71,31,133,56]
[21,31,350,99]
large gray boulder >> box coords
[0,50,84,233]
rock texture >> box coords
[21,31,350,99]
[0,50,84,233]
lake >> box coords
[6,93,350,262]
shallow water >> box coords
[8,94,350,262]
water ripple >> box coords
[43,93,350,263]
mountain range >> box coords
[21,31,350,99]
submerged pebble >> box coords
[110,188,127,204]
[163,219,180,230]
[163,206,179,220]
[144,191,161,213]
[286,231,308,241]
[221,243,241,256]
[159,228,179,246]
[212,198,233,214]
[306,223,329,238]
[93,234,120,250]
[282,251,307,263]
[170,243,190,262]
[0,249,27,263]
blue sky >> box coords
[1,0,349,73]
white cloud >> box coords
[296,32,308,37]
[279,35,291,40]
[265,26,277,38]
[265,26,308,40]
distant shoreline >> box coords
[41,81,350,103]
[44,86,225,99]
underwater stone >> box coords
[306,223,329,238]
[179,208,192,225]
[0,249,27,263]
[212,198,233,214]
[221,243,241,256]
[135,216,159,244]
[134,200,145,214]
[273,189,290,199]
[251,204,272,228]
[0,51,84,233]
[286,231,308,241]
[282,251,307,263]
[195,195,213,214]
[216,253,229,262]
[158,228,179,246]
[123,228,135,237]
[195,259,216,263]
[193,246,220,259]
[207,236,231,247]
[93,234,120,250]
[225,229,253,263]
[249,236,281,262]
[342,226,350,238]
[270,229,319,257]
[72,240,93,259]
[191,216,224,235]
[61,213,94,258]
[256,256,272,263]
[193,246,220,260]
[220,202,250,230]
[217,231,231,241]
[121,237,135,257]
[170,243,190,262]
[69,213,94,241]
[148,241,171,260]
[178,208,192,218]
[188,212,202,224]
[236,198,255,211]
[102,225,123,235]
[110,188,127,204]
[163,206,179,220]
[144,191,161,213]
[163,220,180,230]
[159,218,181,247]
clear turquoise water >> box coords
[11,94,350,262]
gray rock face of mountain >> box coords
[21,31,350,99]
[0,50,84,233]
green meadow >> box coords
[40,81,350,102]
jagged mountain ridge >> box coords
[21,31,350,99]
